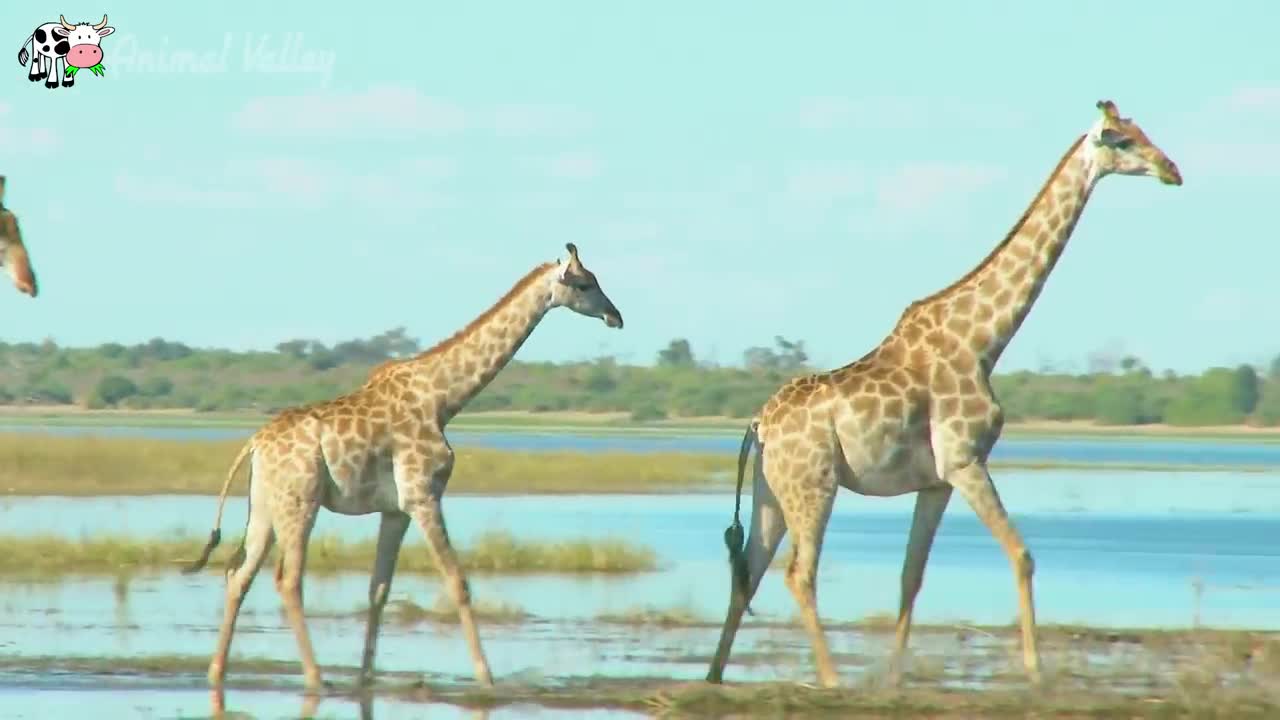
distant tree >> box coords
[94,375,139,406]
[657,339,696,368]
[275,339,310,358]
[139,376,174,397]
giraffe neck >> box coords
[411,262,558,424]
[906,134,1101,370]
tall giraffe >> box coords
[707,100,1182,688]
[0,177,40,298]
[183,243,623,690]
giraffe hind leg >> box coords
[208,483,274,688]
[707,448,788,684]
[272,496,325,691]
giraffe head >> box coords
[0,177,38,298]
[1087,100,1182,186]
[550,243,623,328]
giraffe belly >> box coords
[321,464,402,515]
[840,444,944,497]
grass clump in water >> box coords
[596,604,711,628]
[0,530,657,577]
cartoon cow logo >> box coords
[17,14,114,90]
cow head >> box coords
[57,15,114,71]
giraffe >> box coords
[706,100,1183,688]
[0,177,40,298]
[181,243,623,691]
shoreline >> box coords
[0,407,1279,443]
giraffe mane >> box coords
[411,261,556,361]
[901,133,1087,313]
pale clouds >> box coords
[1224,86,1280,113]
[0,103,60,155]
[535,151,602,181]
[115,155,457,210]
[792,96,1028,132]
[1192,287,1249,323]
[875,162,1006,214]
[231,85,593,138]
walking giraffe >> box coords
[0,177,40,298]
[707,100,1183,688]
[183,243,623,690]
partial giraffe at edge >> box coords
[180,243,623,695]
[0,176,40,298]
[707,99,1183,689]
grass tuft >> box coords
[0,530,657,578]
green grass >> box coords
[0,431,1264,499]
[0,433,728,496]
[0,530,657,578]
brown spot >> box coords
[958,377,977,395]
[883,397,904,418]
[993,289,1013,307]
[852,395,878,416]
[952,293,975,314]
[974,303,994,322]
[951,352,976,374]
[961,397,987,416]
[1007,241,1033,262]
[934,372,957,394]
[977,277,999,298]
[946,317,972,337]
[909,348,929,368]
[939,397,959,416]
[900,322,923,343]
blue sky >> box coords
[1,1,1277,374]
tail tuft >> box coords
[181,528,221,575]
[723,519,753,615]
[18,47,29,66]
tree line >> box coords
[0,331,1274,427]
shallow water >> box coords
[5,470,1280,632]
[5,429,1280,717]
[5,422,1280,467]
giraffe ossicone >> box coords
[181,243,623,690]
[705,99,1183,689]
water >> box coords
[6,422,1280,468]
[5,469,1280,631]
[4,428,1280,716]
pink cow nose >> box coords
[68,44,102,69]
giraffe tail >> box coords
[723,418,759,616]
[181,438,254,574]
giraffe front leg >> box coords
[945,460,1042,683]
[889,484,952,686]
[359,511,410,686]
[400,448,493,686]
